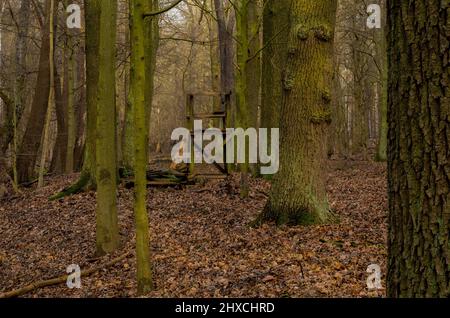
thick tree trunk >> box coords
[387,0,450,298]
[256,0,337,225]
[260,0,290,131]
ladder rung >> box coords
[187,112,226,119]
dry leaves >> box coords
[0,160,387,298]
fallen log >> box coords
[0,251,131,298]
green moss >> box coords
[295,24,309,40]
[310,110,332,124]
[321,90,332,103]
[49,171,91,201]
[313,24,332,41]
[283,71,295,90]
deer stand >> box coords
[185,92,231,180]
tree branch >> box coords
[142,0,183,18]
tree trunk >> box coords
[82,0,101,188]
[375,0,387,162]
[95,0,119,256]
[246,0,261,130]
[130,0,153,294]
[37,0,56,188]
[387,0,450,298]
[235,0,250,197]
[73,44,86,171]
[50,67,67,174]
[214,0,234,96]
[17,0,52,183]
[7,0,31,184]
[256,0,337,225]
[65,20,76,174]
[207,0,220,111]
[260,0,290,131]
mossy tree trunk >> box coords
[95,0,119,256]
[387,0,450,298]
[122,0,159,173]
[256,0,337,225]
[260,0,290,132]
[235,0,250,197]
[130,0,153,294]
[246,0,261,176]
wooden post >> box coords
[186,94,195,176]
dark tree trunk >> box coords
[387,0,450,297]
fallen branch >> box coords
[0,251,131,298]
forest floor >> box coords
[0,159,387,298]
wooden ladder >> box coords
[185,92,231,179]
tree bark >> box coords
[387,0,450,298]
[95,0,119,256]
[375,0,387,162]
[82,0,101,188]
[256,0,337,225]
[130,0,153,294]
[260,0,291,131]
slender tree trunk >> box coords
[256,0,337,225]
[51,67,67,174]
[130,0,153,294]
[387,0,450,298]
[235,1,250,197]
[207,0,220,110]
[122,16,134,172]
[246,0,261,176]
[214,0,234,96]
[38,0,56,188]
[82,0,101,188]
[144,0,159,128]
[246,0,261,128]
[73,44,86,171]
[375,0,387,162]
[65,21,76,173]
[95,0,119,256]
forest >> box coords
[0,0,448,300]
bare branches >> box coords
[143,0,184,18]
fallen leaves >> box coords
[0,160,387,298]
